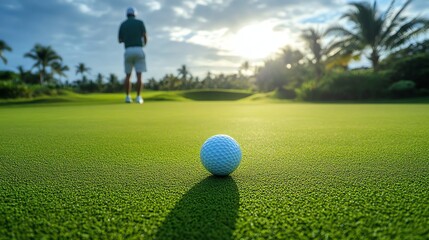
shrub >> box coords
[387,53,429,89]
[0,81,31,99]
[275,87,296,99]
[0,71,17,81]
[30,84,59,96]
[417,88,429,97]
[296,70,392,101]
[0,82,68,99]
[388,80,416,98]
[295,81,319,101]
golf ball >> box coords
[200,134,242,176]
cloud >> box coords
[172,6,192,19]
[1,2,22,10]
[60,0,111,17]
[145,0,162,11]
[162,26,194,41]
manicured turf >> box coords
[1,97,428,239]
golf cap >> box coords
[126,7,136,16]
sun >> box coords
[226,22,290,60]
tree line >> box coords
[1,0,428,100]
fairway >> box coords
[1,101,429,239]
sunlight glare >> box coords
[226,21,290,60]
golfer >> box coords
[118,7,147,104]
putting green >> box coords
[1,101,428,239]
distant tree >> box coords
[0,40,12,65]
[104,73,121,92]
[327,0,429,71]
[108,73,119,85]
[75,63,91,81]
[160,74,181,90]
[255,58,288,91]
[24,44,62,84]
[177,65,192,81]
[239,61,251,76]
[51,61,69,83]
[16,65,39,84]
[280,46,304,69]
[201,71,213,89]
[255,46,309,92]
[146,77,159,90]
[96,73,104,92]
[17,66,26,83]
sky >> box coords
[0,0,428,81]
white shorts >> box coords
[124,47,147,74]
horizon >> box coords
[1,0,428,81]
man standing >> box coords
[118,7,147,104]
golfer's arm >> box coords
[118,27,123,43]
[142,33,148,46]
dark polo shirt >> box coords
[118,16,146,48]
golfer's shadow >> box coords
[155,176,239,240]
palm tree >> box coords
[202,71,213,88]
[163,74,181,90]
[75,63,91,81]
[0,40,12,65]
[239,61,252,76]
[24,44,62,84]
[301,28,323,80]
[177,65,192,81]
[301,28,359,76]
[327,0,429,71]
[108,73,118,85]
[17,66,26,82]
[51,61,69,83]
[96,73,103,85]
[280,46,304,68]
[96,73,104,92]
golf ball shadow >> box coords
[155,176,239,240]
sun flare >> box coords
[226,22,290,60]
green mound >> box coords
[181,90,253,101]
[145,93,188,102]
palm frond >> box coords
[326,26,361,40]
[0,55,7,64]
[23,52,37,60]
[0,40,12,52]
[381,0,412,41]
[388,20,429,50]
[384,17,428,49]
[381,0,396,23]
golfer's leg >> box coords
[136,72,143,96]
[135,48,146,97]
[124,49,133,97]
[125,73,132,95]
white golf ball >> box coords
[200,134,242,176]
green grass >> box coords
[1,99,428,239]
[0,89,254,105]
[0,90,189,105]
[1,90,429,105]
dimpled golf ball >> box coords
[200,134,242,176]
